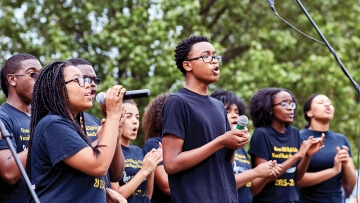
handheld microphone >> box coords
[225,115,249,161]
[267,0,277,14]
[235,115,248,130]
[96,89,150,104]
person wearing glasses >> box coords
[68,58,127,202]
[0,53,41,203]
[67,58,102,142]
[161,35,249,203]
[26,61,126,202]
[298,94,356,203]
[248,87,324,203]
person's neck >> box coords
[184,79,209,96]
[6,97,31,115]
[121,138,130,147]
[308,120,330,132]
[271,120,287,133]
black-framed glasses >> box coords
[273,102,297,109]
[64,77,92,87]
[187,55,222,63]
[84,76,101,85]
[10,72,39,79]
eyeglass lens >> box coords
[29,72,39,79]
[280,102,296,109]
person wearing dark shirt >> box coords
[0,53,41,202]
[110,100,162,203]
[210,89,277,203]
[26,61,125,202]
[248,87,324,203]
[298,94,356,203]
[142,93,172,203]
[162,35,249,203]
[68,58,126,202]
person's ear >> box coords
[183,61,192,72]
[7,74,16,86]
[307,111,313,118]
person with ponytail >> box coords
[26,61,126,202]
[298,94,356,202]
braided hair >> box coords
[142,93,170,142]
[249,87,297,128]
[0,53,38,97]
[174,35,210,75]
[26,61,99,178]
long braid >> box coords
[26,61,99,179]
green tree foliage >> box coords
[0,0,359,165]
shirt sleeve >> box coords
[41,119,89,166]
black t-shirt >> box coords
[30,114,106,202]
[120,145,150,203]
[143,137,172,203]
[0,103,30,203]
[249,125,302,203]
[233,148,252,203]
[84,112,101,142]
[162,88,237,203]
[299,129,352,203]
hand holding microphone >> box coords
[225,115,249,161]
[96,89,150,104]
[101,85,126,119]
[96,89,150,118]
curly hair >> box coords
[26,61,97,178]
[303,94,319,128]
[174,35,210,75]
[210,89,246,115]
[0,53,38,97]
[142,93,170,141]
[249,87,297,128]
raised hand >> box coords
[141,148,163,176]
[298,135,324,158]
[332,148,342,174]
[336,146,351,167]
[306,134,325,156]
[117,106,127,142]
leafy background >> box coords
[0,0,359,166]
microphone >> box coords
[225,115,249,161]
[96,89,151,104]
[267,0,277,14]
[267,0,274,6]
